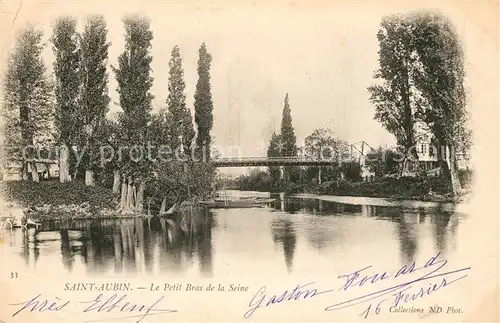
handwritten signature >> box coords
[244,282,333,318]
[244,252,471,319]
[9,293,177,322]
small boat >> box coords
[200,197,275,209]
[1,203,25,229]
[2,217,21,229]
[24,218,42,229]
[207,181,275,208]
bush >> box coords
[297,175,454,201]
[458,169,473,188]
[3,180,117,208]
[237,170,272,192]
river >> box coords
[1,190,468,279]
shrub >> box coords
[458,169,473,188]
[3,180,117,208]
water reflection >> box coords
[396,212,419,264]
[270,219,297,273]
[6,193,465,276]
[272,194,365,215]
[432,211,459,257]
[269,193,462,269]
[304,216,337,250]
[14,208,216,276]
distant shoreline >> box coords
[291,193,470,213]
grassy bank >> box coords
[282,176,461,202]
[2,180,121,219]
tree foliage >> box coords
[279,93,299,183]
[411,12,470,194]
[303,128,349,183]
[267,133,283,188]
[365,146,401,178]
[111,16,155,213]
[237,169,272,192]
[79,15,111,176]
[167,46,194,156]
[280,93,297,157]
[112,15,154,177]
[152,161,216,206]
[4,25,54,161]
[52,17,82,147]
[411,12,470,154]
[304,128,345,160]
[194,43,214,159]
[368,14,420,156]
[370,11,471,196]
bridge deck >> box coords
[212,157,340,167]
[5,157,348,167]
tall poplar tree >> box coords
[411,12,470,195]
[280,93,298,182]
[194,43,214,160]
[367,14,417,156]
[167,45,194,156]
[267,133,283,189]
[52,16,81,183]
[112,15,154,213]
[369,11,470,196]
[4,25,53,182]
[280,93,297,157]
[79,15,111,186]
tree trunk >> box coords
[160,196,167,213]
[44,163,50,179]
[85,169,95,186]
[30,162,39,182]
[126,176,135,211]
[112,170,121,194]
[449,160,462,196]
[119,175,128,211]
[445,147,462,196]
[399,157,407,178]
[401,63,416,155]
[59,145,71,183]
[439,159,450,180]
[21,162,28,180]
[436,142,450,180]
[135,180,145,213]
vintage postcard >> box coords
[0,0,498,322]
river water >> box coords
[2,191,468,278]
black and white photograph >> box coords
[1,1,498,322]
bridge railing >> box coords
[4,155,357,165]
[212,156,340,162]
[5,157,59,164]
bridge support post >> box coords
[279,166,284,182]
[318,167,322,185]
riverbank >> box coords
[2,180,125,220]
[281,175,470,203]
[291,193,470,213]
[1,180,202,221]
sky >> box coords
[1,1,493,175]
